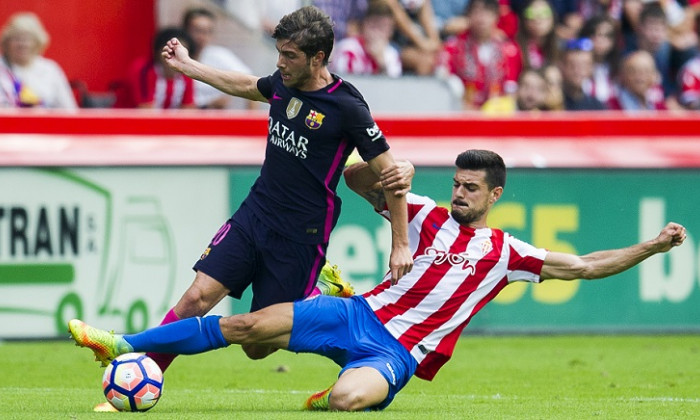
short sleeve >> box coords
[341,96,390,162]
[505,234,547,283]
[256,72,275,100]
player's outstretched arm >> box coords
[540,222,687,281]
[161,37,266,102]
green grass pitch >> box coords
[1,335,698,419]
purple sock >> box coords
[146,308,180,371]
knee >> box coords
[219,313,257,342]
[236,314,273,360]
[328,388,370,412]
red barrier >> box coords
[1,110,699,167]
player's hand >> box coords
[389,245,413,285]
[161,37,192,74]
[654,222,687,252]
[380,160,414,197]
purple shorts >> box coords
[193,202,328,311]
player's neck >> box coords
[299,68,333,92]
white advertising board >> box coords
[0,167,230,338]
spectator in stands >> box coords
[608,50,667,110]
[434,0,520,41]
[432,0,470,39]
[330,1,403,77]
[621,0,644,48]
[676,54,700,109]
[543,64,565,109]
[516,0,560,70]
[578,14,621,103]
[558,0,624,41]
[0,60,17,107]
[623,0,695,52]
[182,8,256,109]
[481,67,549,112]
[625,1,695,98]
[512,0,577,37]
[440,0,523,109]
[558,38,608,110]
[665,0,698,51]
[0,12,76,108]
[514,67,549,110]
[675,3,700,110]
[313,0,369,40]
[386,0,442,75]
[497,0,520,40]
[114,27,196,109]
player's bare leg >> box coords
[330,367,389,411]
[147,271,231,369]
[241,343,278,359]
[174,271,232,318]
[218,302,294,349]
[305,367,389,411]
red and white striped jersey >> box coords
[362,193,547,380]
[678,56,700,109]
[330,36,403,78]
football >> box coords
[102,353,163,412]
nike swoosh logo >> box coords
[327,280,345,293]
[272,93,282,100]
[432,223,440,230]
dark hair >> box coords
[272,6,334,65]
[518,66,547,83]
[639,2,666,24]
[466,0,500,15]
[182,7,216,29]
[154,27,193,58]
[578,14,621,76]
[516,0,560,70]
[365,0,393,18]
[455,150,506,189]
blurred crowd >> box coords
[3,0,700,112]
[322,0,700,112]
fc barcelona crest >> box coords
[305,109,325,129]
[286,97,303,119]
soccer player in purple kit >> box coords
[143,4,411,379]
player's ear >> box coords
[490,186,503,204]
[311,51,325,66]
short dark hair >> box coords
[365,0,393,18]
[467,0,500,15]
[455,150,506,189]
[639,1,666,25]
[272,6,334,65]
[182,7,216,29]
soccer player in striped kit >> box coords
[70,149,687,411]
